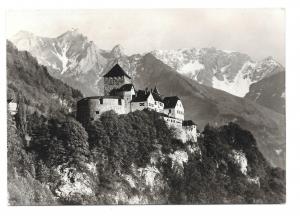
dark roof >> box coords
[103,64,131,79]
[118,84,134,92]
[183,120,196,126]
[131,90,151,102]
[152,91,163,102]
[163,96,180,109]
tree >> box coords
[59,118,90,168]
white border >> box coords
[1,0,300,215]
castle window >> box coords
[118,99,122,105]
[96,111,100,114]
[155,101,157,105]
[100,98,103,104]
[140,102,144,106]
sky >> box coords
[6,9,285,64]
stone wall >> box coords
[77,97,126,126]
[104,76,131,96]
[163,116,183,130]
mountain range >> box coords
[151,49,284,97]
[11,29,285,99]
[9,30,285,168]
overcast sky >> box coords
[6,9,285,64]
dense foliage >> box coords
[8,107,285,205]
[170,124,285,204]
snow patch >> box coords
[52,42,69,74]
[220,63,231,73]
[212,61,254,97]
[178,61,204,75]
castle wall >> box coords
[98,77,105,96]
[123,89,135,113]
[162,117,197,143]
[163,116,185,141]
[104,76,131,96]
[163,116,183,130]
[77,97,126,125]
[99,98,126,115]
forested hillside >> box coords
[7,40,82,118]
[8,109,285,205]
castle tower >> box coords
[103,64,132,96]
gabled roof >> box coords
[103,64,131,79]
[163,96,180,109]
[183,120,196,126]
[131,90,151,102]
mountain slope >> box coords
[245,72,285,114]
[7,40,83,117]
[151,49,284,97]
[11,30,142,96]
[11,30,284,99]
[133,53,285,168]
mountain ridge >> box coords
[10,30,284,98]
[151,48,284,97]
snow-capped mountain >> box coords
[151,48,284,97]
[11,30,284,99]
[11,29,142,96]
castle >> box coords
[77,64,197,142]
